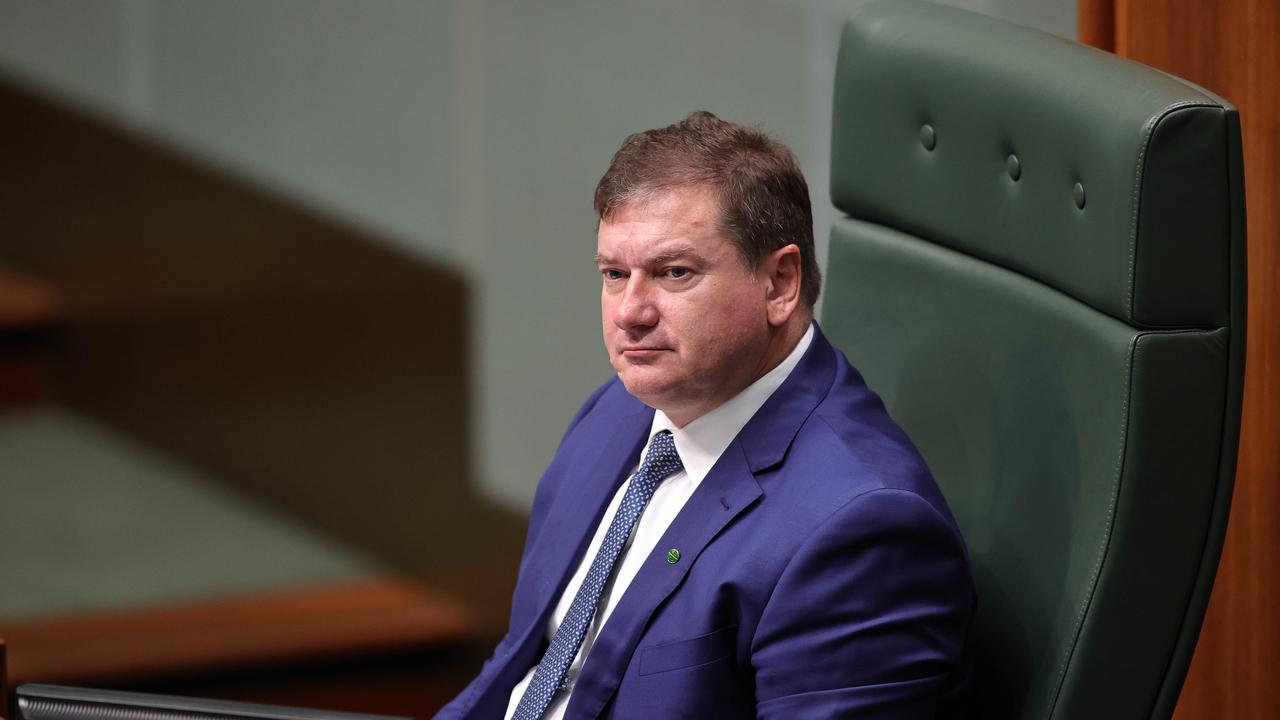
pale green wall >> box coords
[0,0,1075,512]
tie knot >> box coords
[640,430,683,481]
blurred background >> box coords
[16,0,1241,716]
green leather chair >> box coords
[820,2,1246,717]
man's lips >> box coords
[620,346,671,359]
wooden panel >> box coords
[0,75,527,636]
[1081,1,1280,717]
[0,269,57,409]
[0,73,529,715]
[0,269,57,331]
[1,578,469,686]
[1,637,8,720]
[1,579,476,719]
[1077,0,1115,52]
[127,654,482,720]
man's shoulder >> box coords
[776,343,952,515]
[551,375,651,454]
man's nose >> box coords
[613,277,659,330]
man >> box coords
[438,112,974,719]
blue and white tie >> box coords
[512,430,684,719]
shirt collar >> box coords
[649,323,815,486]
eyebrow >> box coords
[594,246,705,266]
[651,247,705,265]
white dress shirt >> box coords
[506,325,815,719]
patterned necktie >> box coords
[512,430,684,720]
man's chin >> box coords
[616,372,677,407]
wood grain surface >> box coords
[0,74,527,636]
[1,578,471,686]
[0,72,529,716]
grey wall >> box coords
[0,0,1075,512]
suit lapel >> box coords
[464,399,656,718]
[565,438,763,718]
[509,404,653,658]
[563,327,841,718]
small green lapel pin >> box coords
[666,548,681,564]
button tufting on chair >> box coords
[1006,154,1021,181]
[919,124,936,150]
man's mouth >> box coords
[620,346,670,359]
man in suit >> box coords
[438,112,974,719]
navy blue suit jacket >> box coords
[438,327,974,718]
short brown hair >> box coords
[594,111,821,306]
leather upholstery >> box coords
[831,0,1238,329]
[821,2,1246,718]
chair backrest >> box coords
[820,2,1246,718]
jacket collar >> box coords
[738,323,838,471]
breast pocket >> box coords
[638,625,739,676]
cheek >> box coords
[701,286,764,334]
[673,305,748,367]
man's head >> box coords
[595,111,821,307]
[593,112,819,426]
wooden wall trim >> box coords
[0,74,527,635]
[1,579,471,687]
[1,637,8,720]
[1077,0,1116,52]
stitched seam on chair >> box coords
[1126,101,1218,325]
[1046,332,1141,719]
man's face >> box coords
[596,188,775,427]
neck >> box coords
[758,313,811,378]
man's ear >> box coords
[762,244,803,328]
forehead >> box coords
[606,186,719,225]
[597,188,730,255]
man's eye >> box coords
[664,267,691,279]
[603,269,625,281]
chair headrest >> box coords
[831,0,1239,329]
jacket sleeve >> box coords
[751,488,975,719]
